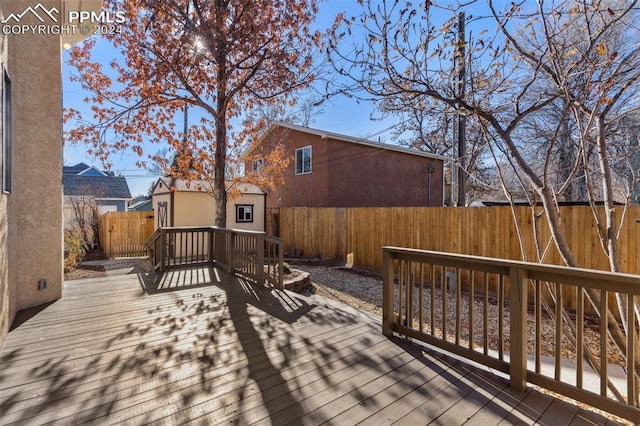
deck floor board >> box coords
[0,268,619,425]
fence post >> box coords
[509,266,528,392]
[256,234,265,286]
[382,248,395,337]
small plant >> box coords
[64,229,86,272]
[283,262,291,274]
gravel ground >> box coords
[291,262,632,425]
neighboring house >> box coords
[129,198,153,211]
[63,163,132,229]
[152,177,266,232]
[243,122,447,233]
[0,0,99,348]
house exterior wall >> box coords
[0,0,64,348]
[78,168,105,177]
[326,139,444,207]
[63,198,93,232]
[96,199,127,213]
[62,197,128,231]
[256,127,331,209]
[248,127,445,209]
[0,4,9,348]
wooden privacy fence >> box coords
[98,211,155,258]
[280,206,640,308]
[280,206,640,273]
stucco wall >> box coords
[0,192,8,345]
[0,5,9,347]
[0,0,64,348]
[8,0,63,311]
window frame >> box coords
[2,65,11,194]
[295,145,312,175]
[252,158,263,173]
[236,204,254,223]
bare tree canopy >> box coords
[328,0,640,396]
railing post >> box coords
[382,248,395,338]
[256,234,265,286]
[208,228,215,266]
[278,239,284,290]
[160,229,166,273]
[509,266,528,392]
[228,231,236,274]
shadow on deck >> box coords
[0,267,619,425]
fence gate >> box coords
[98,211,155,258]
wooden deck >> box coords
[0,267,620,425]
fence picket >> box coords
[98,211,155,258]
[281,205,640,272]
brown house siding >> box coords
[326,139,444,207]
[248,126,444,209]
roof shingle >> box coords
[63,175,132,199]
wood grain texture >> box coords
[0,269,617,425]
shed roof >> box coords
[154,177,264,195]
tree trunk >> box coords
[214,109,227,228]
[214,16,228,229]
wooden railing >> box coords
[144,226,284,289]
[382,246,640,423]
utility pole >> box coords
[455,11,466,207]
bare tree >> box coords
[67,195,101,252]
[328,0,640,398]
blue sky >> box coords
[62,0,478,197]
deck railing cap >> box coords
[382,246,640,287]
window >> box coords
[236,204,253,223]
[295,146,311,175]
[252,158,263,172]
[2,66,10,193]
